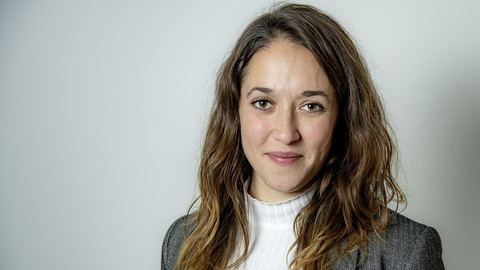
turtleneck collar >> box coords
[244,180,317,226]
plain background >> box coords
[1,0,479,269]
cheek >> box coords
[241,114,268,146]
[301,119,335,149]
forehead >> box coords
[241,38,333,97]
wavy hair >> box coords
[176,3,405,269]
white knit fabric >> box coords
[229,184,316,269]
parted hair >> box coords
[176,3,405,269]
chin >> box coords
[267,179,306,193]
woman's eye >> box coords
[302,103,324,112]
[252,100,272,109]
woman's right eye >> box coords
[252,99,272,110]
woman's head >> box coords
[206,3,385,193]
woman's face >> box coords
[239,38,338,203]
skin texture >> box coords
[239,38,338,203]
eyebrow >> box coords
[247,87,330,103]
[302,90,329,100]
[246,87,273,97]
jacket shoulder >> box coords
[360,212,445,269]
[161,215,196,270]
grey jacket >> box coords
[161,212,445,269]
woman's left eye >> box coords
[301,103,324,112]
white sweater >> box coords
[229,185,316,269]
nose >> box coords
[272,108,300,144]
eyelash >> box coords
[251,98,325,112]
[251,98,273,110]
[301,103,325,112]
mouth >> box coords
[266,151,303,165]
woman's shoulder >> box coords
[363,211,445,269]
[335,211,445,269]
[383,211,441,243]
[161,214,196,270]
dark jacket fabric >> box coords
[161,212,445,269]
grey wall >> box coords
[1,0,479,269]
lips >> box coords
[266,151,303,165]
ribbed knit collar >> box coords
[244,180,317,226]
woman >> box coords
[162,3,444,270]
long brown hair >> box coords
[176,3,405,269]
